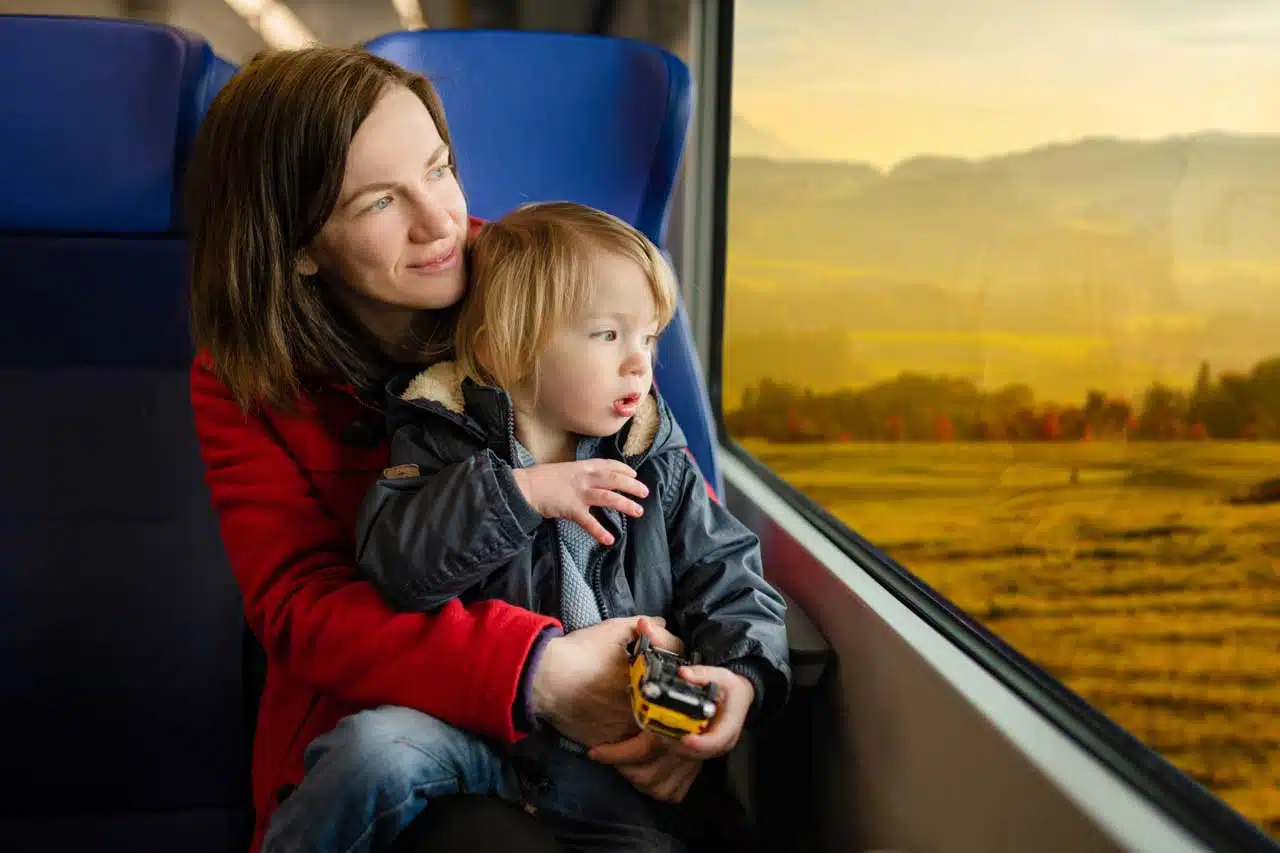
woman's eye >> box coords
[371,196,392,212]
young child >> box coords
[263,202,790,853]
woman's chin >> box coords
[403,273,466,311]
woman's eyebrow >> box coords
[341,181,396,208]
[341,145,451,207]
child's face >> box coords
[526,249,659,439]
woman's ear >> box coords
[296,250,319,277]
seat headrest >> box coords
[363,30,691,245]
[0,15,224,233]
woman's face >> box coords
[300,84,468,347]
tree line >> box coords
[724,356,1280,443]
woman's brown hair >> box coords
[185,46,455,411]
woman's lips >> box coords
[408,244,459,272]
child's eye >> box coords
[370,195,392,212]
[427,164,452,181]
[593,330,618,342]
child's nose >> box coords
[623,349,649,375]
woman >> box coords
[185,47,703,853]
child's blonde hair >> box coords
[455,201,678,391]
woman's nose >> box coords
[408,196,454,241]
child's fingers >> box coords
[574,508,615,545]
[678,664,713,685]
[674,666,754,758]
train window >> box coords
[721,0,1279,838]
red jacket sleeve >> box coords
[190,359,558,743]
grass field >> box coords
[738,438,1280,837]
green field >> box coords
[740,438,1280,836]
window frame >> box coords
[695,2,1280,851]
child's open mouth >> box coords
[612,393,641,417]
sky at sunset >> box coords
[731,0,1280,166]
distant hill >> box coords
[724,133,1280,405]
[729,115,801,159]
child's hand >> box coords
[512,461,649,545]
[671,665,755,760]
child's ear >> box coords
[473,327,492,370]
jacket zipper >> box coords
[502,397,520,466]
[503,394,617,625]
[587,545,610,620]
[503,399,547,618]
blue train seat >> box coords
[363,29,723,493]
[0,14,249,852]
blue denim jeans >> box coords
[261,705,689,853]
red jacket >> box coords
[190,357,558,852]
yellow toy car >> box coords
[628,633,720,739]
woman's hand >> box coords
[638,614,684,656]
[587,731,702,803]
[582,617,702,803]
[512,461,649,545]
[588,662,754,804]
[530,616,682,747]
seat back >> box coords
[0,15,250,852]
[363,29,722,492]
